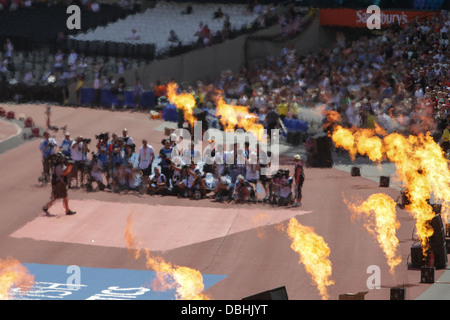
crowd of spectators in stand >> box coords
[154,8,449,159]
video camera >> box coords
[55,152,74,165]
[95,132,109,141]
[275,169,290,178]
[81,137,91,144]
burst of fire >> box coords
[142,249,210,300]
[331,125,450,256]
[413,133,450,226]
[167,82,197,127]
[383,133,438,254]
[286,218,334,300]
[347,193,402,274]
[124,212,210,300]
[215,95,265,141]
[0,257,35,300]
[331,125,386,163]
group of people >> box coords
[173,9,449,158]
[39,127,305,215]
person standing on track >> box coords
[42,153,76,215]
[293,154,304,207]
[39,131,57,182]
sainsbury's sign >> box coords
[320,8,434,28]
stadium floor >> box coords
[0,102,448,300]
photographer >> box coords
[70,136,90,188]
[233,174,253,203]
[278,169,294,206]
[59,132,72,158]
[178,162,199,198]
[159,139,174,187]
[121,128,135,153]
[95,132,111,187]
[39,131,57,182]
[42,153,76,216]
[111,137,127,170]
[213,173,233,201]
[148,166,168,195]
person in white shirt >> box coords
[121,128,135,153]
[138,139,154,189]
[70,136,89,187]
[67,50,78,66]
[126,29,141,40]
[54,50,64,71]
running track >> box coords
[0,103,448,300]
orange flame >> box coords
[286,218,334,300]
[0,257,35,300]
[124,212,210,300]
[347,193,402,274]
[215,95,265,141]
[332,125,450,256]
[142,249,210,300]
[167,82,197,127]
[383,133,437,254]
[331,125,386,163]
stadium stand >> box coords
[68,1,269,56]
[0,1,285,103]
[0,2,132,52]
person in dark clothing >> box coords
[293,154,304,207]
[264,106,280,140]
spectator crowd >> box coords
[36,6,450,213]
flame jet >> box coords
[0,257,35,300]
[125,211,210,300]
[286,218,334,300]
[346,193,402,275]
[331,125,450,257]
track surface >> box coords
[0,103,446,300]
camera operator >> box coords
[121,128,135,153]
[59,132,72,158]
[95,132,111,187]
[70,136,90,188]
[39,131,58,182]
[148,166,168,195]
[191,169,208,199]
[159,139,174,187]
[42,153,76,215]
[178,162,198,198]
[213,172,233,201]
[233,174,252,203]
[278,169,294,206]
[111,137,127,170]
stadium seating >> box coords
[68,1,265,56]
[0,4,128,52]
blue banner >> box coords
[11,263,226,300]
